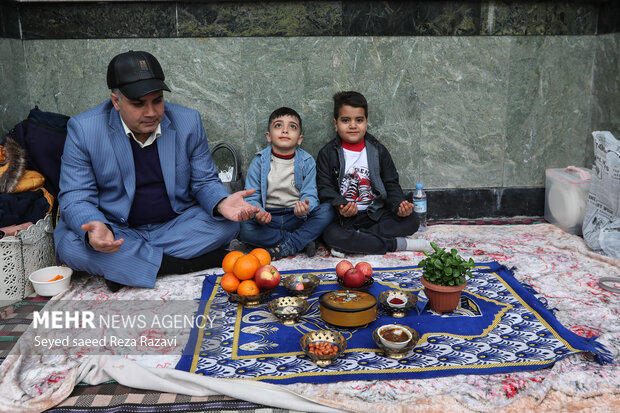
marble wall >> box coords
[0,1,618,209]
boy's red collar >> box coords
[341,139,365,152]
[271,150,295,159]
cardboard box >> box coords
[545,167,591,235]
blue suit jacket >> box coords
[57,100,230,241]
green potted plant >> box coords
[418,242,475,313]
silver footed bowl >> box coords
[268,296,309,325]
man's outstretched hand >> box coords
[217,189,260,222]
[81,221,124,253]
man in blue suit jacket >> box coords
[54,51,259,290]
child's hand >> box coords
[397,200,414,217]
[338,202,358,217]
[255,210,272,224]
[294,199,310,216]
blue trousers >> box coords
[54,205,239,288]
[239,203,334,257]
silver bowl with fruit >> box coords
[335,260,374,291]
[337,276,374,291]
[227,289,275,307]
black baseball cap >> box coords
[107,50,170,99]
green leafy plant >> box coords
[418,242,475,286]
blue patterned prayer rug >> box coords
[176,262,611,384]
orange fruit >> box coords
[249,248,271,266]
[220,272,240,293]
[222,250,244,273]
[233,253,261,280]
[237,279,259,296]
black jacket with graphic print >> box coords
[316,132,407,224]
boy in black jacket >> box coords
[316,91,431,256]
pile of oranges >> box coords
[220,248,272,295]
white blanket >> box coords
[1,223,618,413]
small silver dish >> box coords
[372,325,419,358]
[284,273,320,298]
[268,296,309,325]
[226,289,274,307]
[300,330,347,367]
[337,277,374,291]
[378,290,417,318]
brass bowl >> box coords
[268,296,309,325]
[284,273,320,298]
[300,330,347,367]
[378,290,417,318]
[227,288,274,307]
[372,325,419,358]
[337,277,374,291]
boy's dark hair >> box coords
[333,91,368,119]
[268,107,302,132]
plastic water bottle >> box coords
[412,183,427,232]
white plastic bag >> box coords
[582,131,620,258]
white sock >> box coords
[405,238,433,252]
[331,248,345,258]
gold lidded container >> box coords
[319,289,377,327]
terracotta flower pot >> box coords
[420,276,466,314]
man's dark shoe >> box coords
[304,241,316,258]
[105,278,124,293]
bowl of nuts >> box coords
[300,330,347,367]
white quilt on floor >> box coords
[0,223,618,413]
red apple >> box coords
[343,268,367,288]
[336,260,354,279]
[355,261,373,279]
[254,265,281,291]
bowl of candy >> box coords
[284,273,320,298]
